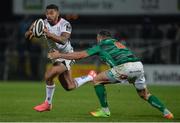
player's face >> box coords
[45,9,59,24]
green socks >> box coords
[94,84,108,108]
[147,95,166,112]
[94,85,167,114]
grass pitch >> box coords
[0,81,180,122]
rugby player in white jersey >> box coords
[25,4,96,112]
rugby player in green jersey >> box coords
[48,30,173,119]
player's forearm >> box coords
[25,30,33,39]
[25,31,30,39]
[25,22,34,39]
[59,51,88,60]
[46,33,68,44]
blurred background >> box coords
[0,0,180,84]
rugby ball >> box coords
[32,18,45,37]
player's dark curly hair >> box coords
[46,4,59,11]
[98,30,112,37]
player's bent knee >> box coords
[45,74,52,82]
[62,86,75,91]
[60,81,76,91]
[44,75,49,81]
[137,89,149,100]
[63,87,72,91]
[140,95,147,100]
[91,79,99,85]
[139,93,148,100]
[92,80,104,86]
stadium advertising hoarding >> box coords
[47,63,180,84]
[13,0,180,15]
[144,65,180,84]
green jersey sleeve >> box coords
[86,45,101,56]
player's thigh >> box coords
[105,64,128,83]
[136,87,150,100]
[134,73,147,90]
[122,62,147,89]
[54,58,75,71]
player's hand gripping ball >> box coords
[32,18,45,38]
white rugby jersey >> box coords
[44,18,73,53]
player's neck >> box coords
[54,17,61,24]
[50,17,61,26]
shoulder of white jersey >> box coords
[60,18,72,33]
[60,18,69,24]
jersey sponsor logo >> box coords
[64,23,72,32]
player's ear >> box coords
[96,35,101,42]
[57,11,60,16]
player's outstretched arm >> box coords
[48,50,89,60]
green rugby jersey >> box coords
[86,38,140,67]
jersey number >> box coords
[114,42,126,49]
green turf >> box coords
[0,81,180,122]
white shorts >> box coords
[106,61,146,90]
[52,58,75,70]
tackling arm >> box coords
[48,50,89,60]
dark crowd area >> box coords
[0,1,180,80]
